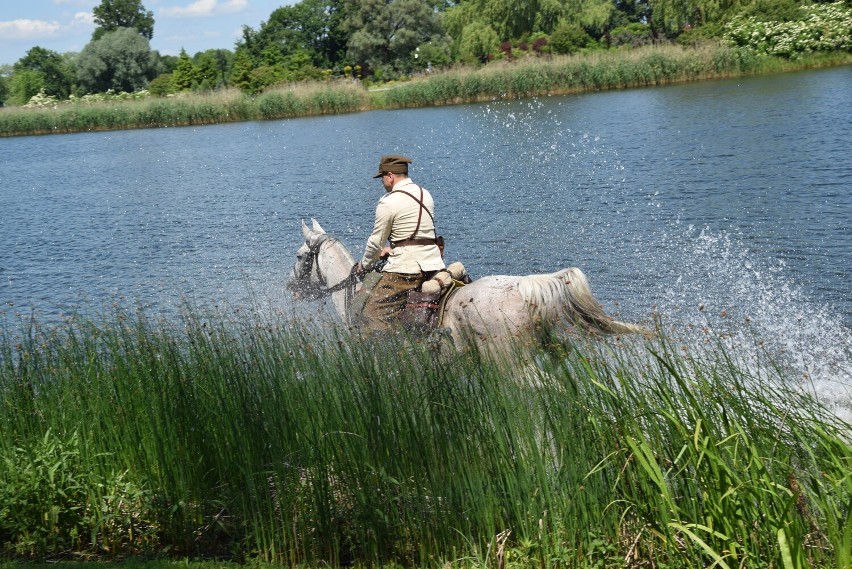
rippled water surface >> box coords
[2,66,850,414]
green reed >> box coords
[1,306,850,567]
[0,82,368,137]
[373,45,850,109]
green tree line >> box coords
[1,0,849,106]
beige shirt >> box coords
[360,178,446,274]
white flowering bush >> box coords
[69,89,151,103]
[23,89,60,108]
[724,2,852,58]
[24,88,151,108]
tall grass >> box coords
[1,306,850,567]
[2,46,850,137]
[375,45,851,109]
[0,82,368,137]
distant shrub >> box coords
[551,21,594,54]
[677,24,724,47]
[147,73,175,97]
[610,23,655,48]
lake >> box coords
[1,66,850,415]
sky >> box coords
[0,0,297,67]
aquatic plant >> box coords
[0,306,849,567]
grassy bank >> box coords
[2,46,850,137]
[1,306,850,568]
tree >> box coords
[234,0,348,86]
[245,0,348,69]
[550,20,594,53]
[736,0,802,22]
[76,27,160,93]
[14,46,74,99]
[458,21,500,63]
[194,49,233,89]
[0,65,9,106]
[342,0,448,77]
[577,0,616,39]
[158,54,180,74]
[170,49,199,91]
[646,0,741,37]
[92,0,155,40]
[444,0,565,43]
[443,0,620,50]
[229,49,256,92]
[7,70,44,105]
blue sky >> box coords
[0,0,297,67]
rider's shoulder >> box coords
[382,187,415,202]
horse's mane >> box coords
[518,268,643,335]
[313,232,356,267]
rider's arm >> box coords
[360,200,394,269]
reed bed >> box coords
[2,46,850,138]
[375,45,851,109]
[0,82,368,137]
[1,306,850,568]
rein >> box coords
[297,235,360,317]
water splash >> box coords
[655,226,852,423]
[462,96,851,422]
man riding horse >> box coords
[353,155,445,332]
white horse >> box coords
[290,219,648,351]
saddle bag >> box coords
[401,289,441,332]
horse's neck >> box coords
[319,240,355,319]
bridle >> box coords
[292,234,360,319]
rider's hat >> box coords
[373,155,412,178]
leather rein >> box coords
[295,235,360,312]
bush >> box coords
[146,73,174,97]
[551,21,594,54]
[7,70,44,106]
[724,1,852,58]
[610,23,655,48]
[459,21,500,64]
[677,24,724,47]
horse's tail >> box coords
[518,268,648,336]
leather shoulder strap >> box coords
[390,186,435,240]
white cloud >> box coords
[0,10,93,42]
[0,19,63,41]
[71,12,95,28]
[160,0,248,18]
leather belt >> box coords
[391,238,437,248]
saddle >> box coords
[400,262,470,332]
[351,262,470,332]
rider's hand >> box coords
[380,246,391,258]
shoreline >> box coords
[1,46,850,138]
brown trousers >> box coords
[359,271,435,332]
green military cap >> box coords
[373,154,412,178]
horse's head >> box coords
[287,218,352,300]
[288,218,329,301]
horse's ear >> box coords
[311,218,326,234]
[301,219,312,240]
